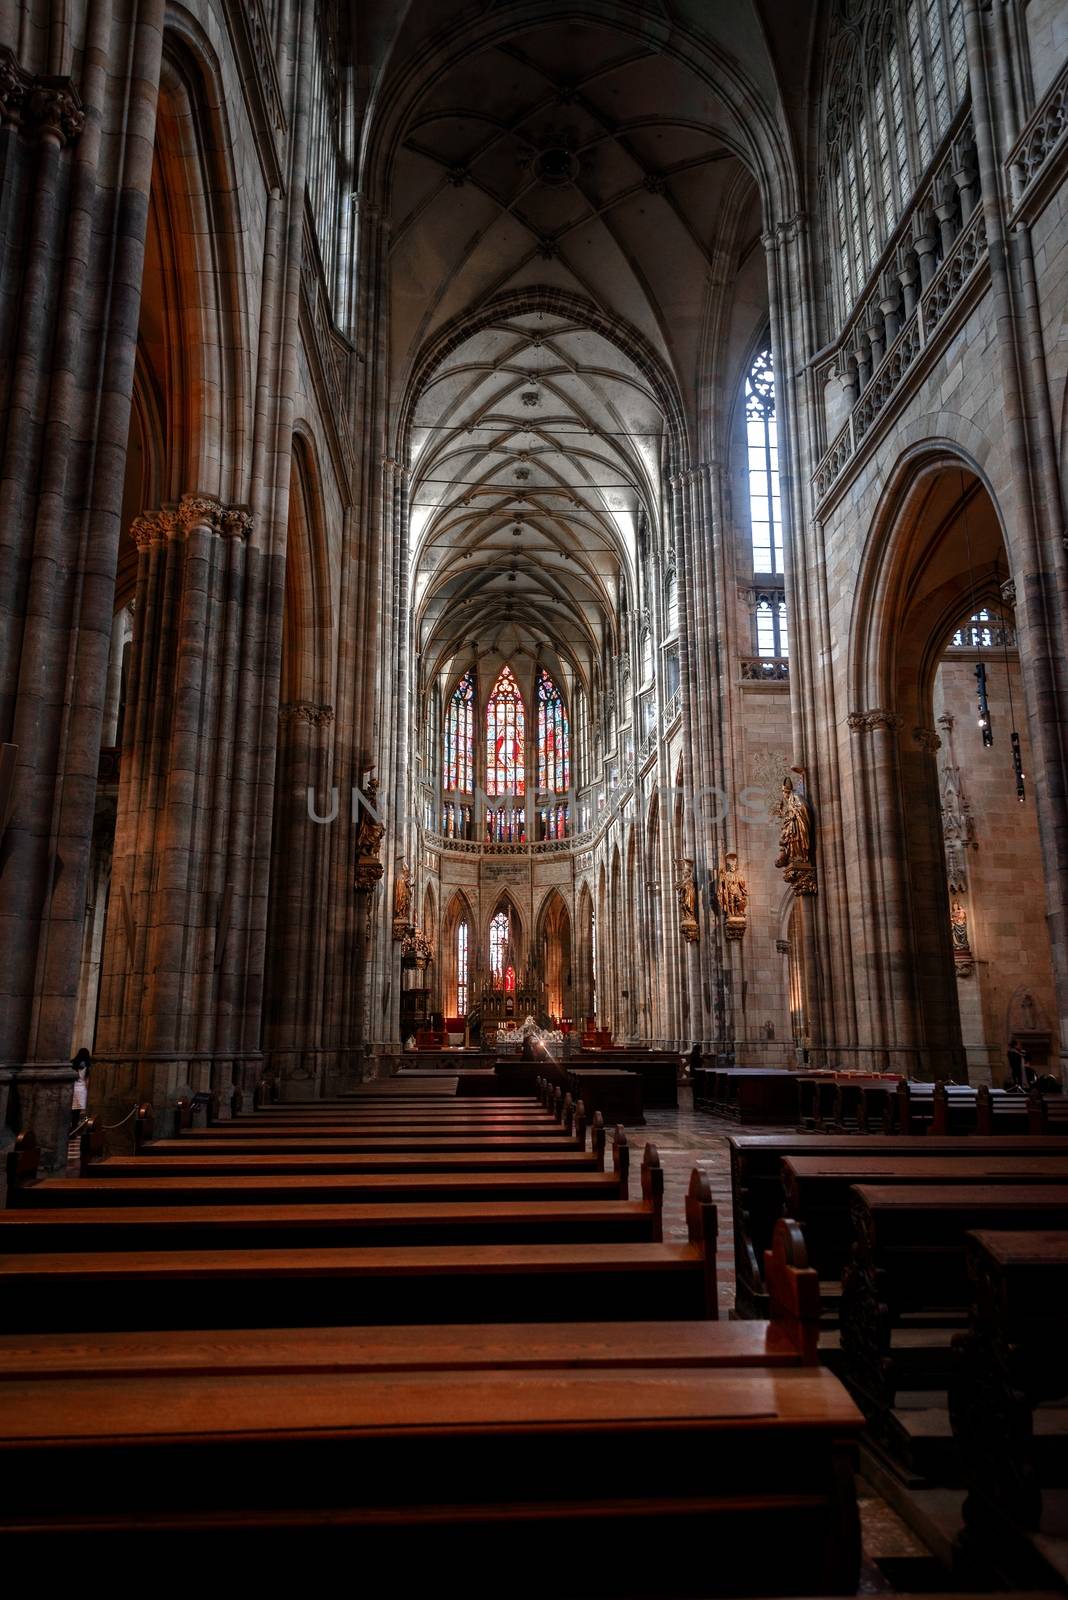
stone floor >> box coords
[638,1089,946,1594]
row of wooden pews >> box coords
[727,1124,1068,1585]
[0,1080,867,1592]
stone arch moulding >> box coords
[284,429,336,709]
[152,16,254,508]
[848,434,1007,714]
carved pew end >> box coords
[685,1168,719,1319]
[611,1125,630,1199]
[79,1117,105,1176]
[133,1103,155,1154]
[641,1143,664,1241]
[764,1218,821,1365]
[5,1129,41,1200]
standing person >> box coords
[688,1041,702,1079]
[70,1047,91,1133]
[1006,1037,1024,1090]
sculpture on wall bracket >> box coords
[675,856,699,943]
[401,925,433,970]
[392,859,413,938]
[716,852,749,940]
[773,773,816,896]
[355,775,385,891]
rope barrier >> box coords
[101,1104,139,1131]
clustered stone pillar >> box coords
[94,493,262,1133]
[0,8,165,1174]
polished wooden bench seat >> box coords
[728,1132,1068,1317]
[0,1179,718,1333]
[0,1144,662,1251]
[840,1184,1068,1427]
[783,1152,1068,1288]
[11,1165,632,1208]
[0,1362,861,1595]
[0,1219,818,1381]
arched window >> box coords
[456,920,469,1017]
[755,592,790,658]
[822,0,969,327]
[665,568,678,636]
[640,629,653,687]
[444,667,475,792]
[575,688,589,789]
[486,665,525,796]
[490,909,515,991]
[536,668,570,794]
[745,348,784,575]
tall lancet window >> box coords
[536,668,570,794]
[445,667,475,791]
[486,665,525,796]
[490,909,515,991]
[456,920,469,1017]
[745,347,784,575]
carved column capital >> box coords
[847,708,902,733]
[129,512,164,551]
[175,494,222,535]
[279,701,335,728]
[0,49,83,143]
[912,726,942,753]
[220,506,253,540]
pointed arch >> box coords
[576,881,595,1025]
[441,890,475,1022]
[537,889,573,1023]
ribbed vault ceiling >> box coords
[378,8,779,688]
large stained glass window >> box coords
[536,668,569,794]
[456,921,469,1017]
[745,348,783,574]
[445,667,475,792]
[486,665,525,796]
[490,909,515,991]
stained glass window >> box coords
[539,804,568,841]
[755,593,789,658]
[665,569,678,636]
[486,665,525,797]
[486,804,525,844]
[445,667,475,792]
[456,921,469,1017]
[536,668,570,794]
[490,909,515,991]
[745,348,784,574]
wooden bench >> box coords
[0,1145,664,1252]
[695,1067,798,1125]
[1027,1084,1068,1134]
[782,1152,1068,1292]
[0,1358,861,1595]
[949,1229,1068,1561]
[0,1217,823,1381]
[840,1184,1068,1432]
[14,1169,635,1208]
[0,1168,718,1333]
[728,1132,1068,1317]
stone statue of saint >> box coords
[394,860,412,921]
[773,776,811,870]
[950,898,969,950]
[675,859,697,920]
[717,853,749,921]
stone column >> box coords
[0,7,165,1166]
[94,494,261,1131]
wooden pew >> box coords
[15,1169,634,1208]
[1027,1084,1068,1135]
[840,1184,1068,1433]
[695,1067,798,1125]
[0,1168,719,1333]
[0,1145,665,1252]
[728,1132,1068,1317]
[0,1358,862,1596]
[0,1217,824,1381]
[949,1229,1068,1564]
[782,1152,1068,1295]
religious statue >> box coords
[772,774,816,896]
[949,897,974,977]
[392,859,413,938]
[675,857,699,943]
[355,775,385,890]
[401,925,433,968]
[717,852,749,940]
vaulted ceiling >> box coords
[359,4,806,693]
